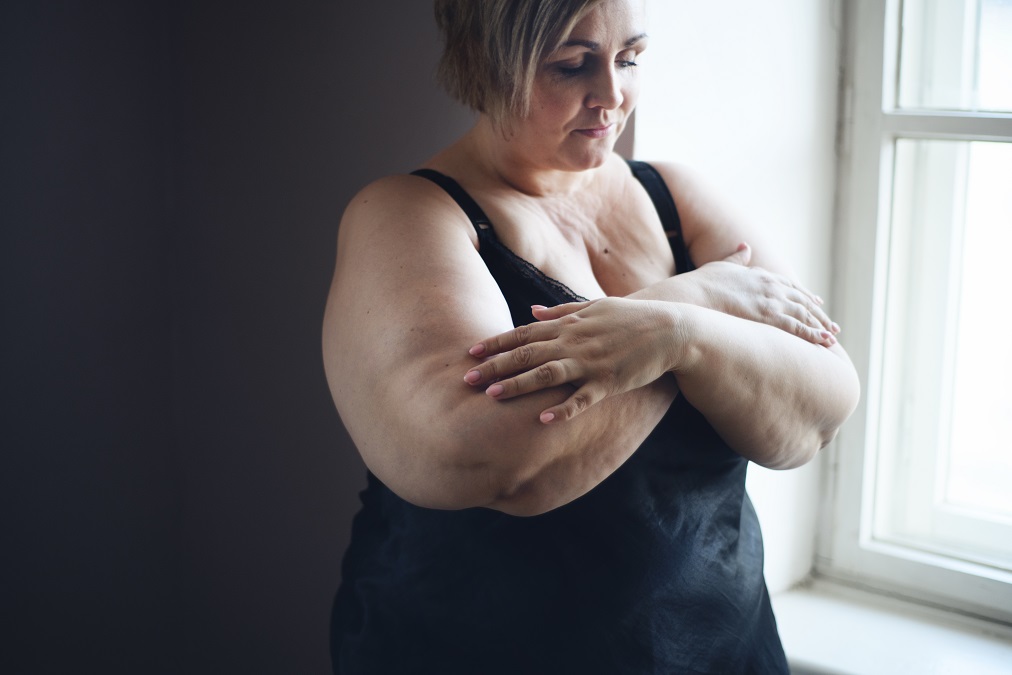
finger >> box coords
[721,242,752,266]
[780,275,827,309]
[781,292,835,333]
[531,299,597,321]
[484,359,577,400]
[469,320,558,358]
[465,339,561,386]
[784,315,837,347]
[539,384,604,424]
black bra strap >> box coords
[626,160,692,274]
[410,169,492,233]
[413,163,692,274]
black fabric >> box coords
[331,162,789,674]
[627,160,692,276]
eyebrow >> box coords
[560,33,648,50]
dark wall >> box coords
[2,3,181,672]
[1,1,474,672]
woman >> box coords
[323,0,860,672]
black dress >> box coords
[330,161,789,674]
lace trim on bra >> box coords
[476,229,589,304]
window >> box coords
[819,0,1012,623]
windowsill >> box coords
[772,579,1012,674]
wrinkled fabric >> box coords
[330,163,789,674]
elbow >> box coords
[449,450,568,517]
[762,376,861,470]
[377,461,561,517]
[748,424,838,470]
[753,443,819,471]
[369,455,501,513]
[362,434,552,515]
[761,414,851,469]
[483,475,570,517]
[411,454,578,518]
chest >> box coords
[477,181,677,299]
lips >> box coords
[575,123,615,139]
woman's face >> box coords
[512,0,647,172]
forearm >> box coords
[628,272,706,306]
[671,303,859,468]
[472,380,674,515]
[351,355,675,516]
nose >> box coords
[585,64,624,110]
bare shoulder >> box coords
[323,170,514,434]
[336,173,478,254]
[327,171,509,356]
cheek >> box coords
[623,76,641,108]
[531,94,581,130]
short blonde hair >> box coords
[434,0,601,126]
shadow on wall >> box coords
[0,1,474,673]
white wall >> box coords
[635,0,843,592]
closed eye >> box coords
[556,63,587,77]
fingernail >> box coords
[820,331,833,341]
[831,322,841,334]
[531,304,547,311]
[486,383,504,397]
[540,411,555,424]
[816,295,825,304]
[469,344,485,356]
[464,370,481,384]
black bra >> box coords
[410,160,691,279]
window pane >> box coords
[873,139,1012,570]
[898,0,1012,112]
[944,141,1012,519]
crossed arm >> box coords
[465,247,857,468]
[322,166,860,516]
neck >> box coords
[465,116,598,198]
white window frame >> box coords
[818,0,1012,625]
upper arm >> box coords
[649,161,798,278]
[322,175,518,506]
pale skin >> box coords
[322,0,860,517]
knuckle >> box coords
[512,344,534,366]
[571,392,591,414]
[483,360,500,378]
[513,324,533,344]
[535,363,556,385]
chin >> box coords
[567,146,615,171]
[554,140,615,172]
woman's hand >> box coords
[464,297,681,423]
[689,243,839,347]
